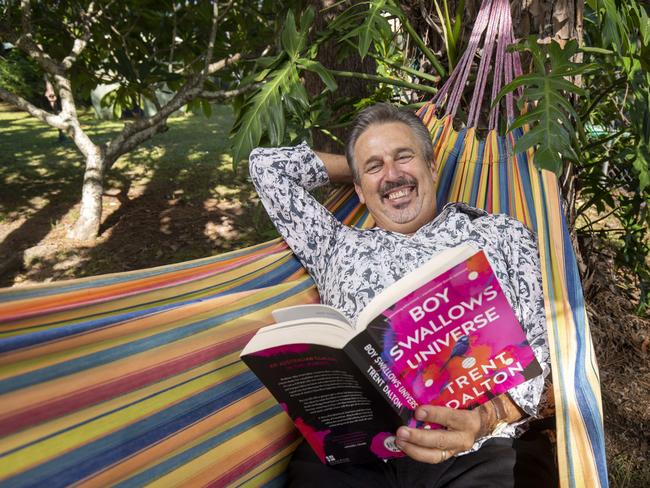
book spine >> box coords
[344,331,417,424]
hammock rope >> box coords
[0,0,607,485]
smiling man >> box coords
[348,119,438,234]
[249,103,554,487]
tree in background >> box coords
[0,0,277,241]
[0,46,41,105]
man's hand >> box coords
[395,406,484,464]
[314,151,352,183]
[396,395,524,464]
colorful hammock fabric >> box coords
[0,0,606,486]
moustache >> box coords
[379,176,417,195]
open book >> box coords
[241,245,542,465]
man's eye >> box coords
[397,153,413,161]
[367,163,382,173]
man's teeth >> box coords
[387,188,411,200]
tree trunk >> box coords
[304,0,376,152]
[511,0,584,44]
[405,0,583,211]
[68,144,106,241]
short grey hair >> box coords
[345,103,434,182]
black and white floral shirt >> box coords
[249,142,550,449]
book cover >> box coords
[242,342,406,464]
[364,250,541,412]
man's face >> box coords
[353,121,437,234]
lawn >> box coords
[0,104,278,286]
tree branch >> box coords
[200,82,261,101]
[207,52,242,74]
[139,52,242,129]
[61,1,113,70]
[15,35,64,75]
[20,0,32,37]
[61,39,89,71]
[168,3,179,71]
[202,0,236,76]
[105,48,241,165]
[0,88,68,130]
[106,123,168,164]
[14,1,64,76]
[202,1,220,76]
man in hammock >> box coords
[249,103,554,487]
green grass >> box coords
[0,106,242,214]
[0,105,278,283]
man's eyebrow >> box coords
[361,154,382,167]
[394,147,415,154]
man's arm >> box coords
[313,150,353,184]
[249,143,343,283]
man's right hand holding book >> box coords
[395,394,522,463]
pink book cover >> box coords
[367,249,541,414]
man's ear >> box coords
[354,182,366,204]
[429,161,438,186]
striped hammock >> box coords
[0,0,606,486]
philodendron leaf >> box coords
[634,144,650,191]
[341,0,389,59]
[297,58,338,91]
[496,38,594,175]
[230,62,294,164]
[300,6,315,32]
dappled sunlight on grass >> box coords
[0,104,278,286]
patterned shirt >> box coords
[249,142,550,449]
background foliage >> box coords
[0,48,41,104]
[229,0,650,313]
[1,1,648,484]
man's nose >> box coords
[384,158,403,180]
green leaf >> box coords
[281,11,300,59]
[344,0,388,59]
[297,58,338,91]
[284,82,310,115]
[634,144,650,191]
[300,6,315,32]
[498,38,588,174]
[230,62,294,164]
[508,106,545,131]
[579,46,615,55]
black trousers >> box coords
[287,431,557,488]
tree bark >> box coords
[69,147,106,241]
[511,0,584,44]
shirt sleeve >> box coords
[248,142,342,283]
[496,215,551,419]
